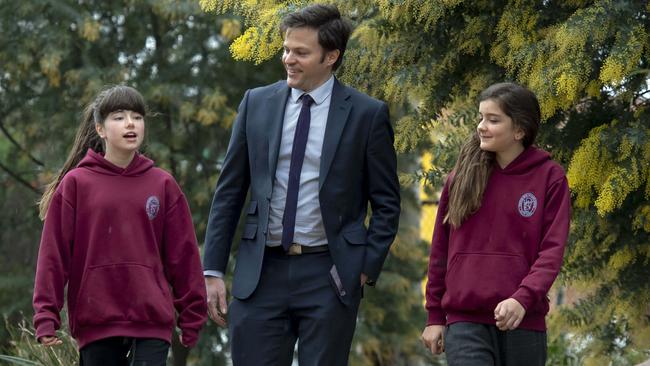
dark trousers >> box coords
[79,337,169,366]
[228,249,362,366]
[445,322,547,366]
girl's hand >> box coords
[40,336,63,346]
[494,298,525,330]
[421,325,445,355]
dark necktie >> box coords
[281,94,314,252]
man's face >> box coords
[282,27,339,92]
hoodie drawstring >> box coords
[126,337,136,365]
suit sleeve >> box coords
[203,90,251,273]
[163,189,208,348]
[425,176,451,325]
[33,187,75,341]
[511,175,571,310]
[362,102,401,283]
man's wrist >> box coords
[204,270,224,278]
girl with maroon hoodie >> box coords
[33,85,207,365]
[421,83,570,365]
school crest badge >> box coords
[146,196,160,220]
[518,192,537,217]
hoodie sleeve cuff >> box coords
[511,286,536,311]
[427,309,446,326]
[35,320,56,342]
[181,328,200,348]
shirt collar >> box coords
[290,75,334,106]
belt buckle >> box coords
[288,244,302,255]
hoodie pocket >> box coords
[442,252,529,313]
[75,263,174,326]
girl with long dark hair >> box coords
[421,83,571,365]
[33,85,207,365]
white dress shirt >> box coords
[266,75,333,247]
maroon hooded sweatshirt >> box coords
[33,149,207,348]
[425,146,571,331]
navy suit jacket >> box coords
[203,78,400,306]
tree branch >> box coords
[0,121,44,166]
[0,99,45,166]
[0,160,39,194]
[633,89,650,100]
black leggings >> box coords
[79,337,169,366]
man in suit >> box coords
[203,4,400,365]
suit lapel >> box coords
[267,83,291,181]
[319,79,352,190]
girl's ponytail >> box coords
[38,103,104,220]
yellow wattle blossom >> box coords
[567,125,609,207]
[600,25,647,85]
[221,19,242,41]
[229,27,259,62]
[600,57,625,85]
[632,205,650,233]
[555,72,582,106]
[618,135,633,161]
[376,0,459,31]
[569,121,650,216]
[200,0,289,63]
[229,24,283,64]
[607,247,635,277]
[198,0,218,12]
[600,158,642,215]
[80,18,100,42]
[196,109,219,126]
[179,102,196,122]
[585,80,601,98]
[39,52,62,87]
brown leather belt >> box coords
[266,244,329,256]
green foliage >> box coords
[0,317,78,366]
[200,0,650,363]
[546,315,586,366]
[352,155,438,365]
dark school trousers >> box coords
[79,337,169,366]
[228,248,362,366]
[445,322,547,366]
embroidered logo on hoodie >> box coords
[146,196,160,220]
[518,192,537,217]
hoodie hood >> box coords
[78,149,154,176]
[495,146,551,175]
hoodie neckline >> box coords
[493,146,550,175]
[79,149,154,176]
[91,149,136,172]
